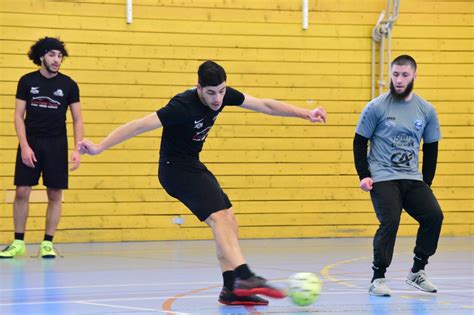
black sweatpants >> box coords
[369,180,444,271]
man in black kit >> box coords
[78,60,326,305]
[1,37,84,259]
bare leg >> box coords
[45,188,63,236]
[13,186,32,233]
[205,207,245,272]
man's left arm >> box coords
[422,141,438,186]
[240,94,326,123]
[70,101,84,171]
[422,105,441,186]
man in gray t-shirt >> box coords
[353,55,444,297]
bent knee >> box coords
[379,217,401,230]
[431,208,444,224]
[207,208,235,225]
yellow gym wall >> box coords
[0,0,472,243]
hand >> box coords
[308,107,327,123]
[69,149,81,171]
[360,177,374,192]
[20,144,37,168]
[77,139,102,155]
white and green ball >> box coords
[287,272,322,306]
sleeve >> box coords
[353,133,371,180]
[422,141,438,186]
[223,86,245,106]
[156,98,188,127]
[422,106,441,144]
[15,75,29,101]
[355,101,378,139]
[68,80,80,105]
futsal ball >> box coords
[287,272,322,306]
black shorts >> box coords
[158,159,232,221]
[14,135,68,189]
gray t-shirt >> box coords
[355,92,441,183]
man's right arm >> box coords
[79,112,162,155]
[14,99,36,168]
[353,133,373,192]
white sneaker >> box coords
[369,278,391,296]
[406,270,437,293]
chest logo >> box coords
[194,118,204,129]
[192,126,211,141]
[31,96,61,109]
[30,87,39,94]
[414,119,423,130]
[384,116,396,127]
[53,89,64,97]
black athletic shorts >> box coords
[158,159,232,221]
[14,135,68,189]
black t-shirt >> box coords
[157,87,245,161]
[16,71,80,137]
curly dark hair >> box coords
[27,37,69,66]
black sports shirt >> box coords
[157,87,245,161]
[16,71,80,137]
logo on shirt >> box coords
[192,126,211,141]
[384,116,396,127]
[53,89,64,97]
[31,96,61,109]
[414,119,423,130]
[194,118,204,129]
[391,151,414,167]
[30,87,39,94]
[391,133,414,148]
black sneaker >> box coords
[218,287,269,306]
[233,276,286,298]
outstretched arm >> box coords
[240,94,326,123]
[78,113,162,155]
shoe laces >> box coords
[414,271,428,284]
[2,244,19,253]
[2,245,12,252]
[374,278,386,285]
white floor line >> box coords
[0,281,221,292]
[74,301,159,312]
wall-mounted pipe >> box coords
[302,0,309,30]
[127,0,133,24]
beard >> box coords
[390,79,414,100]
[44,61,59,74]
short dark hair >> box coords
[28,37,69,66]
[198,60,227,87]
[391,55,417,71]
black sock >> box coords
[222,271,235,290]
[411,255,428,273]
[14,233,25,241]
[234,264,254,280]
[371,265,386,282]
[44,234,54,242]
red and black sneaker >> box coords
[218,287,269,306]
[233,276,286,299]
